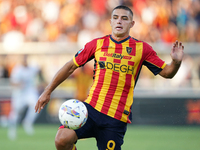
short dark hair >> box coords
[112,5,133,17]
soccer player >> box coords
[35,5,184,150]
[8,55,44,140]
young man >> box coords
[35,5,184,150]
[8,55,43,140]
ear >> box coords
[109,19,112,26]
[130,21,135,28]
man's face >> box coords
[110,9,134,39]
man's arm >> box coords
[35,59,78,113]
[159,40,184,78]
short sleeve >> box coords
[143,43,166,75]
[73,39,96,67]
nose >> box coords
[117,18,122,24]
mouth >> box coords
[115,26,123,31]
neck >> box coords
[111,34,130,41]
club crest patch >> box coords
[126,47,132,54]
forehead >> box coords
[112,9,132,19]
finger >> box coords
[35,100,43,113]
[179,42,182,48]
[35,101,39,113]
[37,107,41,113]
[173,42,176,47]
[175,40,178,47]
[172,43,176,52]
[38,102,46,113]
[37,104,43,113]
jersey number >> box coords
[106,140,116,150]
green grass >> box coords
[0,124,200,150]
[123,125,200,150]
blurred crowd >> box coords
[0,0,200,46]
[0,0,200,90]
[1,0,200,134]
[0,0,200,129]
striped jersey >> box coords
[73,35,166,123]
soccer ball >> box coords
[58,99,88,130]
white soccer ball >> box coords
[58,99,88,130]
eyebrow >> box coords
[113,14,129,18]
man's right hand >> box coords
[35,90,51,113]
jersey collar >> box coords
[110,35,131,44]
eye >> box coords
[113,15,118,19]
[122,17,128,20]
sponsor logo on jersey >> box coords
[98,61,134,74]
[103,52,132,60]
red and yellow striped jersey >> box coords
[73,35,166,123]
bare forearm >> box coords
[45,59,77,94]
[159,60,181,78]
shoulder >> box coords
[129,36,141,42]
[10,65,23,78]
[89,35,109,43]
[129,37,151,47]
[131,37,154,52]
[95,35,110,40]
[12,65,22,73]
[29,65,39,72]
[83,35,110,49]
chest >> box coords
[94,41,144,68]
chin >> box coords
[115,33,125,38]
